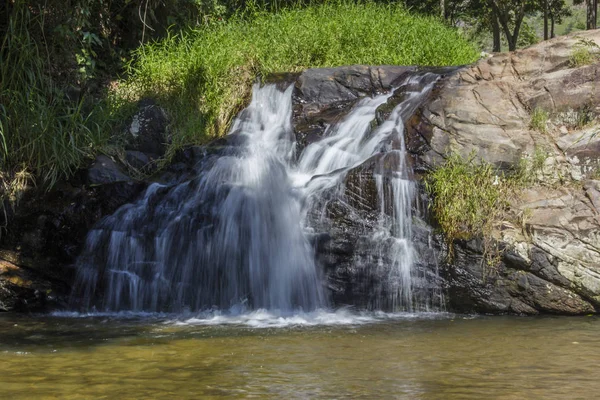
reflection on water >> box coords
[1,313,599,399]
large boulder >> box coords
[291,34,600,315]
[408,31,600,314]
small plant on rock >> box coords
[514,146,550,185]
[424,152,511,266]
[569,38,600,68]
[530,108,549,133]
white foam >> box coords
[50,308,453,328]
[168,308,453,329]
[50,310,172,319]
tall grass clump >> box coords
[569,38,600,68]
[0,1,112,188]
[122,1,479,151]
[425,153,517,267]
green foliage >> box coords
[569,38,600,67]
[426,147,559,265]
[122,1,479,150]
[0,1,112,188]
[424,153,509,263]
[517,21,539,48]
[530,107,549,133]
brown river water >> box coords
[1,312,599,399]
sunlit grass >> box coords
[122,1,480,153]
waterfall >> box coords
[72,73,441,313]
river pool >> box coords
[1,312,598,399]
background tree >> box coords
[548,0,572,38]
[462,0,502,52]
[488,0,538,51]
[574,0,598,29]
[540,0,572,39]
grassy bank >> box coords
[1,0,479,204]
[122,1,480,152]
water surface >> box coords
[1,313,598,399]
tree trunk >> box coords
[492,10,501,52]
[588,0,597,29]
[551,14,556,38]
[543,0,549,40]
[491,1,525,51]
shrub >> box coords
[569,38,600,68]
[0,2,113,188]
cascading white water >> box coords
[299,74,441,311]
[73,73,441,313]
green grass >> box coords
[530,107,549,133]
[424,152,532,269]
[425,153,506,251]
[121,1,480,152]
[569,38,600,68]
[570,46,595,67]
[425,148,556,266]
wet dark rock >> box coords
[303,152,440,309]
[126,99,169,158]
[87,155,131,185]
[0,179,146,311]
[0,259,66,312]
[295,65,417,105]
[292,65,417,153]
[125,150,153,171]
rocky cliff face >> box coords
[411,31,600,314]
[2,31,600,314]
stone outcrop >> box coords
[413,31,600,170]
[408,30,600,314]
[291,31,600,315]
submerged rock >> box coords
[0,259,64,312]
